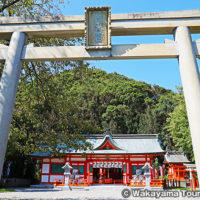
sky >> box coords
[60,0,200,92]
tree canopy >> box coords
[8,65,177,154]
[0,0,66,16]
[165,90,194,161]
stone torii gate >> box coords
[0,8,200,182]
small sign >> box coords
[93,161,122,168]
[85,7,111,50]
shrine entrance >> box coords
[93,166,123,184]
[91,160,125,184]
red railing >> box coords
[53,178,88,187]
[53,179,65,187]
[129,179,146,187]
[69,179,88,187]
[150,179,166,187]
[53,178,166,188]
[130,179,166,188]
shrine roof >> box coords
[165,152,190,163]
[78,132,164,154]
[31,132,164,157]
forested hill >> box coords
[11,65,176,151]
[61,66,175,137]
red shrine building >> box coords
[165,151,191,184]
[31,132,165,185]
[164,152,199,189]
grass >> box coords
[172,187,191,191]
[0,188,16,192]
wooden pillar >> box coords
[190,169,193,191]
[99,168,103,184]
[192,172,196,190]
[178,167,180,187]
[196,178,199,188]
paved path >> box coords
[0,186,200,200]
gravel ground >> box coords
[0,186,200,200]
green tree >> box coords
[0,0,83,181]
[101,80,153,134]
[138,89,177,150]
[166,92,194,161]
[0,0,66,16]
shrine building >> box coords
[165,151,191,184]
[164,152,199,189]
[31,132,165,185]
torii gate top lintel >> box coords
[1,9,200,23]
[0,9,200,39]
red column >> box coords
[84,160,87,180]
[192,172,196,190]
[123,164,127,185]
[99,168,103,184]
[196,178,199,188]
[190,179,193,191]
[88,162,93,185]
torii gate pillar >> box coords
[174,26,200,182]
[0,32,26,179]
